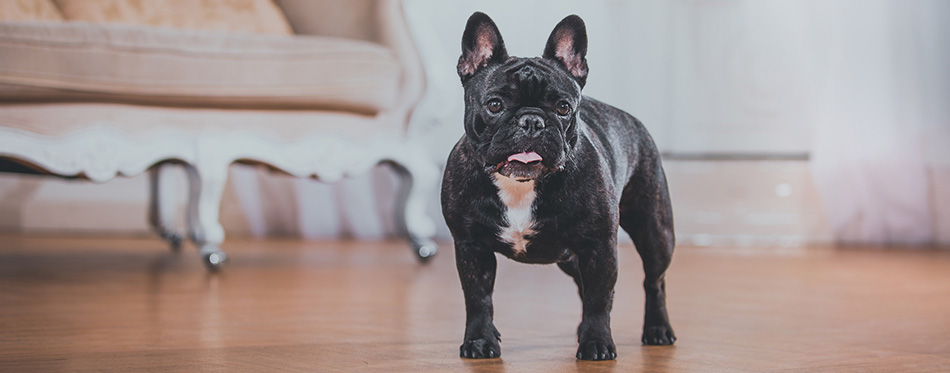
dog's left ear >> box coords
[543,15,588,88]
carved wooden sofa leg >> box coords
[387,150,439,262]
[148,162,184,252]
[183,158,230,271]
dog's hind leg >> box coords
[557,255,584,299]
[619,155,676,345]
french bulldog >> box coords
[441,12,676,361]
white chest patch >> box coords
[492,173,537,256]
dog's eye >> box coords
[556,101,572,116]
[486,99,503,114]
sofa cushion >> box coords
[0,0,63,22]
[0,22,401,113]
[0,103,402,141]
[53,0,292,36]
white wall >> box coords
[403,0,831,158]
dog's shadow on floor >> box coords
[460,357,508,372]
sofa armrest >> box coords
[275,0,424,129]
[276,0,380,41]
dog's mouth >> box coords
[494,151,545,182]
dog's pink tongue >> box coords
[507,152,543,164]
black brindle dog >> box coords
[441,12,676,361]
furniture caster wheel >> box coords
[202,250,228,271]
[412,238,437,263]
[164,233,184,252]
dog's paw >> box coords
[642,325,676,345]
[460,338,501,359]
[576,339,617,361]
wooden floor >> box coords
[0,235,948,372]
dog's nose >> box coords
[518,114,546,132]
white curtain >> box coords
[808,0,949,244]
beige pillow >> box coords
[0,0,64,21]
[53,0,293,35]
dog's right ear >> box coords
[458,12,508,82]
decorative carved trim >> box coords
[0,126,194,182]
[0,124,439,243]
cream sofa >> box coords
[0,0,438,269]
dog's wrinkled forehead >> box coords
[488,58,581,100]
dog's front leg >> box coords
[575,241,619,361]
[456,241,501,358]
